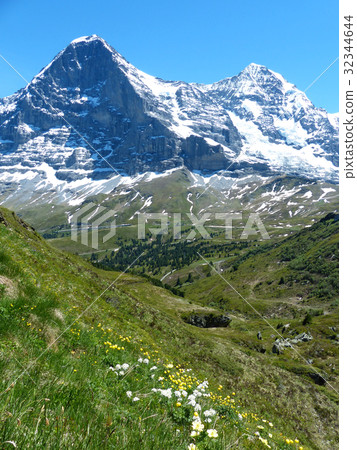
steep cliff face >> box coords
[0,36,182,177]
[0,35,338,208]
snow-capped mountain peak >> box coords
[70,34,104,45]
[0,35,338,210]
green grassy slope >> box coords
[0,207,337,449]
[181,214,339,308]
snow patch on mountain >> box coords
[227,112,336,179]
[241,99,263,118]
[273,117,309,146]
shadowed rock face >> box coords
[182,312,231,328]
[0,38,184,176]
[182,136,230,172]
[0,36,243,180]
[0,35,338,191]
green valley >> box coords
[0,205,338,449]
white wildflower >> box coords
[207,429,218,438]
[204,408,216,417]
[191,420,204,432]
[159,388,172,399]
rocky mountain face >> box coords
[0,35,338,210]
[202,64,338,174]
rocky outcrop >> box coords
[272,332,313,354]
[182,312,231,328]
[182,136,229,172]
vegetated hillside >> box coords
[181,213,339,311]
[0,207,337,449]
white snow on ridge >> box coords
[301,191,312,199]
[203,137,236,158]
[328,112,339,128]
[70,35,103,45]
[144,167,183,182]
[70,95,100,106]
[227,112,337,179]
[284,90,312,114]
[135,71,180,98]
[313,187,336,203]
[140,196,153,209]
[0,98,17,115]
[273,117,309,147]
[187,192,194,213]
[0,164,185,208]
[268,69,295,93]
[241,99,262,117]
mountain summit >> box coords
[0,35,338,205]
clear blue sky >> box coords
[0,0,338,112]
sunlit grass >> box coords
[0,207,337,448]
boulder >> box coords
[272,342,282,354]
[281,323,290,333]
[295,332,313,342]
[183,312,231,328]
